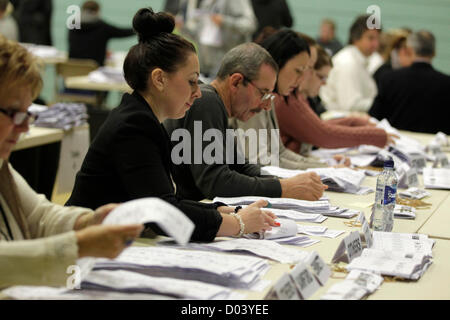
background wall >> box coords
[40,0,450,106]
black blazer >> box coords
[369,62,450,134]
[67,92,222,242]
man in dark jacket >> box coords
[251,0,293,40]
[68,1,135,66]
[10,0,52,45]
[369,30,450,135]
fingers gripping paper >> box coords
[103,198,195,245]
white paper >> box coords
[103,198,194,245]
[423,168,450,190]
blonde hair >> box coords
[0,35,43,100]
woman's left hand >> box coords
[75,203,120,230]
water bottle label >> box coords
[384,185,397,205]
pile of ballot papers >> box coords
[261,166,372,195]
[346,232,435,280]
[321,270,384,300]
[423,168,450,190]
[88,66,126,84]
[31,103,88,130]
[93,246,270,289]
[213,196,360,219]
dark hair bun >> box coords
[133,8,175,42]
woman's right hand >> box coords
[238,200,279,234]
[76,224,144,259]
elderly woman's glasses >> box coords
[0,108,37,125]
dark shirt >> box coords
[316,38,343,57]
[67,91,222,242]
[307,96,327,117]
[369,62,450,134]
[164,84,282,201]
[251,0,293,39]
[68,18,135,66]
[373,62,393,89]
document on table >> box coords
[423,168,450,190]
[184,238,311,264]
[94,246,269,289]
[82,270,233,300]
[393,205,416,220]
[261,208,327,223]
[321,270,383,300]
[103,198,194,245]
[399,187,430,200]
[297,225,345,239]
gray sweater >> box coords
[164,84,282,201]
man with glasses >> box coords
[164,43,327,202]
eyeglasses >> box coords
[242,76,275,102]
[0,108,37,125]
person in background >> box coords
[68,1,135,67]
[275,45,396,156]
[9,0,52,45]
[316,18,343,56]
[164,41,327,202]
[232,29,341,169]
[0,35,144,289]
[67,8,279,241]
[251,0,293,40]
[369,30,450,135]
[373,28,414,88]
[0,0,18,41]
[182,0,257,77]
[320,14,381,113]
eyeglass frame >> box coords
[0,107,37,125]
[241,75,275,102]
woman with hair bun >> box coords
[67,8,278,242]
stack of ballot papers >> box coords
[393,205,416,220]
[93,246,270,289]
[243,219,319,247]
[1,286,177,300]
[399,187,430,200]
[423,168,450,190]
[297,225,345,239]
[81,270,239,300]
[262,208,327,223]
[88,66,126,83]
[261,166,372,195]
[321,270,384,300]
[213,196,360,219]
[32,103,88,130]
[346,232,435,280]
[21,43,64,59]
[177,238,311,264]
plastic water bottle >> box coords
[372,159,398,231]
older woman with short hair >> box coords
[0,35,143,289]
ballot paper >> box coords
[82,270,233,300]
[213,196,359,219]
[261,166,305,178]
[429,132,449,152]
[261,208,327,223]
[399,187,430,200]
[1,286,175,300]
[32,103,88,130]
[321,270,383,300]
[103,198,194,245]
[183,238,311,264]
[94,246,269,289]
[297,225,345,239]
[348,154,378,168]
[423,168,450,190]
[393,205,416,220]
[346,231,435,280]
[88,67,125,83]
[397,162,419,189]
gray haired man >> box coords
[164,42,326,201]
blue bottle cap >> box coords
[384,159,394,168]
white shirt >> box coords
[320,45,378,112]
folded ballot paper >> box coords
[31,103,89,131]
[423,168,450,190]
[213,196,359,219]
[346,232,435,280]
[93,246,270,290]
[261,166,372,195]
